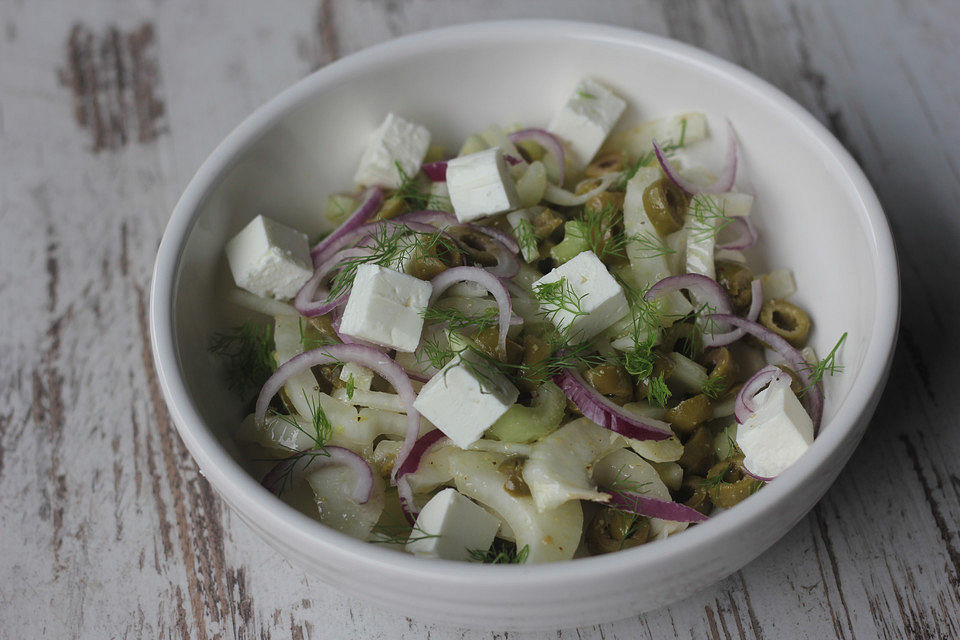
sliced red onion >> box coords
[471,224,521,255]
[504,154,523,166]
[254,344,421,482]
[645,274,734,318]
[709,314,823,432]
[734,365,789,424]
[554,368,673,441]
[605,489,708,523]
[702,278,763,347]
[394,429,449,523]
[421,161,447,182]
[429,266,512,355]
[311,219,438,267]
[294,248,370,317]
[261,445,374,504]
[653,120,739,195]
[716,216,758,251]
[740,466,774,483]
[508,128,566,185]
[310,187,382,260]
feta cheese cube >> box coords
[548,78,626,169]
[225,215,313,300]
[413,356,519,448]
[405,488,501,561]
[354,113,431,189]
[533,250,629,340]
[446,147,520,222]
[338,264,432,352]
[736,381,814,479]
[506,209,539,263]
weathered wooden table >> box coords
[2,1,958,638]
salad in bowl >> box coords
[213,77,844,564]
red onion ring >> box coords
[554,368,673,441]
[310,187,382,261]
[504,154,523,166]
[254,344,421,482]
[702,279,763,347]
[709,314,823,432]
[653,120,739,196]
[394,429,449,523]
[421,161,447,182]
[472,224,521,255]
[294,248,370,317]
[605,489,708,523]
[429,266,513,355]
[645,274,734,317]
[734,365,789,424]
[508,128,566,185]
[716,216,758,251]
[261,445,374,504]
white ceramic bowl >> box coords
[150,20,899,630]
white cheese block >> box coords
[533,250,629,340]
[547,78,627,169]
[735,381,814,479]
[405,488,501,561]
[225,215,313,300]
[338,263,432,352]
[446,147,520,222]
[354,113,431,189]
[412,356,519,448]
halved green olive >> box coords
[407,241,463,280]
[586,508,651,554]
[664,394,713,435]
[679,476,712,515]
[701,347,736,395]
[584,364,633,406]
[531,207,564,240]
[642,177,688,236]
[498,457,531,497]
[715,260,754,312]
[677,425,716,475]
[759,299,812,348]
[376,194,407,220]
[472,327,522,364]
[446,226,500,268]
[704,459,762,508]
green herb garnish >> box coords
[209,321,275,395]
[468,540,529,564]
[647,372,672,408]
[801,332,847,394]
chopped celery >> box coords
[458,134,488,156]
[549,220,589,264]
[486,382,565,443]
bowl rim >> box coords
[150,19,899,586]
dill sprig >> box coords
[370,512,441,546]
[647,373,672,408]
[701,375,727,400]
[622,333,657,381]
[326,222,458,302]
[801,332,847,394]
[532,277,590,334]
[421,305,500,334]
[577,203,633,263]
[394,161,451,211]
[577,90,597,100]
[209,321,274,395]
[515,215,538,259]
[345,374,356,399]
[687,194,733,242]
[607,464,653,495]
[467,540,530,564]
[629,230,677,259]
[260,392,334,495]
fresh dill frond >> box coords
[618,513,650,550]
[209,321,274,395]
[345,374,356,399]
[578,203,633,262]
[682,301,721,358]
[326,222,458,302]
[607,464,653,494]
[647,372,672,408]
[421,305,500,334]
[370,512,442,546]
[701,375,727,400]
[533,277,590,334]
[621,333,657,382]
[515,215,538,258]
[699,463,731,489]
[628,230,677,259]
[394,161,451,211]
[687,194,733,242]
[467,541,530,564]
[270,390,333,449]
[801,332,847,394]
[576,90,597,99]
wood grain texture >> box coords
[1,0,958,637]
